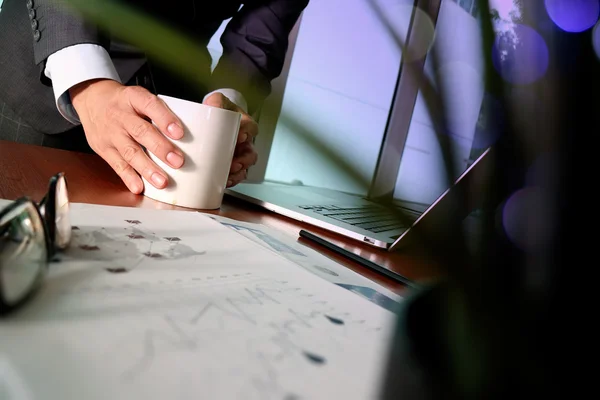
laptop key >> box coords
[322,211,388,219]
[369,224,406,233]
[340,215,401,224]
[354,220,405,230]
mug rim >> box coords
[158,94,243,117]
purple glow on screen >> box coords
[593,22,600,58]
[492,24,549,85]
[545,0,600,33]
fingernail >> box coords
[227,180,233,187]
[239,133,248,143]
[167,123,184,139]
[167,151,184,168]
[233,162,243,172]
[131,182,143,194]
[151,172,166,187]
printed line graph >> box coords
[218,221,306,257]
[86,272,384,399]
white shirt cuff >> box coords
[45,44,122,124]
[203,88,248,113]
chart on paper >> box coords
[62,220,207,271]
[0,204,396,400]
[208,214,403,311]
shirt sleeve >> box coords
[44,44,122,124]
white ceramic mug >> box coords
[142,95,242,209]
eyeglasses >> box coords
[0,173,71,315]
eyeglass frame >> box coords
[0,172,71,315]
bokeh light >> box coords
[492,24,549,85]
[592,20,600,58]
[501,187,554,252]
[545,0,600,33]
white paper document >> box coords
[207,214,402,310]
[0,202,397,400]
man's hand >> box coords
[70,79,185,194]
[203,92,258,187]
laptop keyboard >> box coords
[298,205,414,234]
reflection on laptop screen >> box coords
[262,0,418,196]
[393,0,489,207]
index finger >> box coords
[125,86,184,140]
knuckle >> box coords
[242,119,258,136]
[239,155,251,167]
[113,159,131,175]
[210,92,226,104]
[148,139,165,157]
[141,94,160,112]
[124,85,145,98]
[130,122,150,139]
[121,144,141,163]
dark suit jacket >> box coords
[0,0,308,136]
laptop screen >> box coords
[261,0,420,197]
[392,0,490,208]
[260,0,492,211]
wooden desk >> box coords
[0,140,441,295]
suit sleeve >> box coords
[30,0,105,66]
[210,0,310,115]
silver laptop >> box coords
[226,147,491,250]
[227,0,490,251]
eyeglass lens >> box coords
[0,201,47,306]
